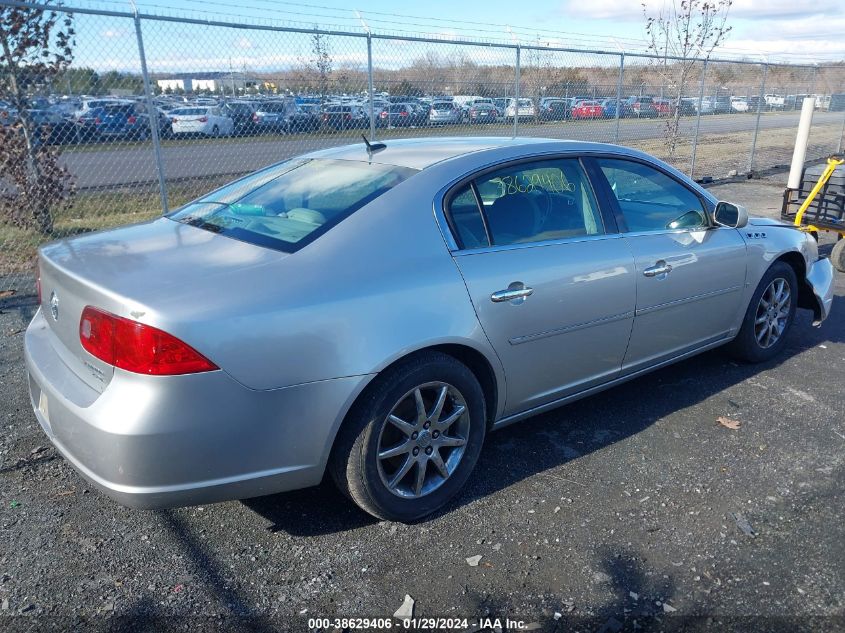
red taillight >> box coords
[127,115,137,124]
[79,306,218,376]
[400,111,408,117]
[252,113,259,121]
[380,111,387,118]
[94,117,101,125]
[198,116,208,123]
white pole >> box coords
[787,97,816,189]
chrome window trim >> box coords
[452,232,624,257]
[432,148,717,253]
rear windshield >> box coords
[169,159,418,253]
[171,108,207,115]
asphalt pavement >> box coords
[61,111,845,190]
[0,174,843,632]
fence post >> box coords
[513,45,521,138]
[837,108,845,155]
[132,10,169,214]
[367,33,376,140]
[748,63,768,175]
[690,59,708,179]
[614,53,624,143]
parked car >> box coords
[505,98,535,121]
[600,98,631,119]
[385,103,418,127]
[684,96,713,115]
[73,98,130,121]
[570,100,604,119]
[493,98,508,117]
[284,104,322,133]
[26,108,79,145]
[626,96,658,117]
[170,106,234,137]
[672,98,697,116]
[221,101,258,136]
[539,98,570,121]
[467,99,497,124]
[252,100,295,132]
[97,103,154,140]
[428,101,462,125]
[652,98,671,116]
[322,105,368,131]
[75,106,106,142]
[730,96,750,113]
[26,138,834,522]
[711,95,731,114]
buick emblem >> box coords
[49,291,59,321]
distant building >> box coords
[155,72,259,94]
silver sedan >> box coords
[25,138,834,521]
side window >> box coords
[596,158,707,232]
[474,159,603,246]
[449,185,489,249]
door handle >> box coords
[643,261,673,277]
[491,283,534,303]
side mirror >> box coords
[713,201,748,229]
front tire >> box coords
[830,237,845,273]
[329,352,486,522]
[727,261,798,363]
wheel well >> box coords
[351,344,500,429]
[427,344,499,427]
[774,251,818,317]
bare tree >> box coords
[644,0,733,159]
[310,28,332,104]
[0,2,75,235]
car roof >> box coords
[300,137,646,171]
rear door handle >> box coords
[643,261,673,277]
[491,283,534,303]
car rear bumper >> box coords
[806,256,835,325]
[24,308,368,509]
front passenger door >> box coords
[591,157,747,372]
[446,157,637,416]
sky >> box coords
[65,0,845,72]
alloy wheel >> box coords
[754,277,791,348]
[376,381,470,499]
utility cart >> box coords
[782,156,845,272]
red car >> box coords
[653,98,671,116]
[570,100,604,119]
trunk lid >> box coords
[37,217,287,391]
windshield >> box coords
[169,159,418,253]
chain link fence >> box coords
[2,0,845,293]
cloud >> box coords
[558,0,840,22]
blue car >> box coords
[601,99,632,118]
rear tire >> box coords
[727,261,798,363]
[831,237,845,273]
[329,352,486,522]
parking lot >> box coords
[1,174,843,632]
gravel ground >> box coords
[1,174,843,633]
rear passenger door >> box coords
[445,157,637,416]
[589,157,747,371]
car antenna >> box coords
[362,134,386,157]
